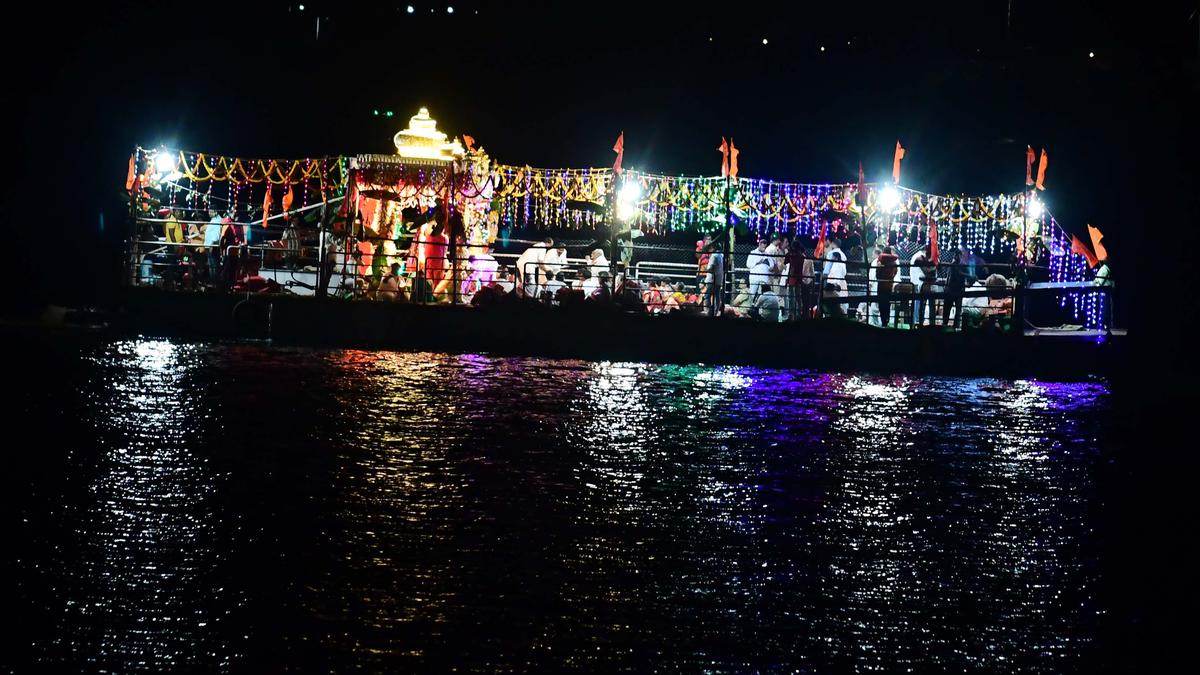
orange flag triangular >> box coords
[729,138,739,179]
[1087,224,1108,261]
[815,220,828,258]
[612,131,624,175]
[892,141,905,184]
[1025,146,1035,186]
[1071,235,1099,267]
[1035,148,1048,191]
[125,154,137,192]
[718,137,729,177]
[281,185,294,219]
[462,134,476,152]
[262,184,273,229]
[929,220,939,265]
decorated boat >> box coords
[119,108,1120,376]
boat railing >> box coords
[125,228,1113,332]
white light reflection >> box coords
[74,339,232,670]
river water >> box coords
[5,333,1123,672]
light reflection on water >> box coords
[9,337,1112,672]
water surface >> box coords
[5,334,1116,671]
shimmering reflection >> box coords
[10,336,1113,672]
[50,339,235,671]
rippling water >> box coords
[5,333,1118,672]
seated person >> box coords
[821,282,847,318]
[588,271,612,301]
[730,280,753,316]
[542,272,568,304]
[752,285,782,322]
[377,263,403,302]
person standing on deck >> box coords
[746,238,772,298]
[862,246,882,326]
[204,214,225,281]
[822,238,848,315]
[910,245,931,326]
[162,209,184,244]
[704,241,726,317]
[875,246,900,327]
[785,237,805,320]
[942,249,967,328]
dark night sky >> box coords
[3,0,1198,314]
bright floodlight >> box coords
[155,152,176,174]
[617,182,641,222]
[1027,197,1044,219]
[298,4,304,10]
[406,5,414,13]
[762,38,768,45]
[879,185,901,212]
[447,6,454,13]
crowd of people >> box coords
[135,208,1112,332]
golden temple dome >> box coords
[393,107,464,161]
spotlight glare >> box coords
[406,5,414,13]
[879,185,901,212]
[155,152,176,175]
[617,182,641,222]
[1027,197,1044,219]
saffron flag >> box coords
[729,138,739,179]
[892,141,905,184]
[125,154,137,192]
[815,220,828,258]
[1087,224,1108,261]
[1071,235,1099,267]
[856,162,867,207]
[1035,148,1048,191]
[462,134,476,152]
[281,185,294,219]
[1025,146,1035,186]
[718,137,729,177]
[929,220,939,265]
[262,184,273,229]
[612,132,624,176]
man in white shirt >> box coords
[909,245,931,326]
[541,243,567,287]
[862,246,881,326]
[746,238,772,297]
[514,238,552,288]
[586,248,609,280]
[822,238,848,314]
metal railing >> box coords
[126,225,1113,332]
